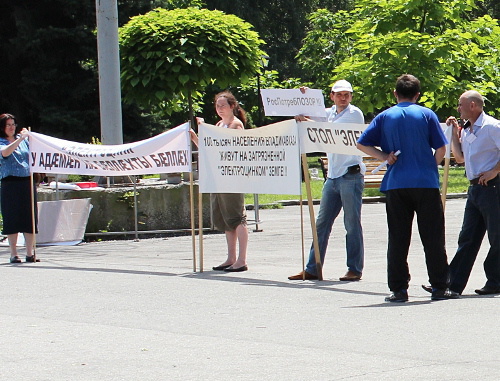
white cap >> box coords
[331,79,353,93]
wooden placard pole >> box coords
[198,190,204,272]
[28,128,37,261]
[300,194,305,276]
[189,170,196,272]
[301,153,323,280]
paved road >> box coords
[0,198,497,380]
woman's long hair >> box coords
[0,113,17,138]
[214,91,247,127]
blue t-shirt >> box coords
[0,137,31,179]
[357,102,447,192]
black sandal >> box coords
[10,256,22,263]
[25,255,40,263]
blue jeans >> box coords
[450,179,500,293]
[305,173,364,276]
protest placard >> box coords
[260,88,326,117]
[440,122,453,158]
[439,122,453,208]
[298,121,367,155]
[198,120,301,195]
[28,123,191,176]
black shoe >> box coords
[475,286,500,295]
[431,288,459,300]
[25,255,40,263]
[224,265,248,272]
[421,284,432,294]
[10,256,22,264]
[212,264,232,271]
[385,290,408,302]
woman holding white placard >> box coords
[192,91,249,272]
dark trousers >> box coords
[449,179,500,293]
[386,188,449,291]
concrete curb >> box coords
[246,192,467,209]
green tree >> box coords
[0,0,184,142]
[203,1,355,80]
[297,9,356,88]
[119,7,265,125]
[298,0,500,119]
[0,0,98,140]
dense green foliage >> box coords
[299,0,500,119]
[2,0,500,141]
[297,9,355,87]
[203,1,354,79]
[0,0,181,142]
[0,0,98,140]
[120,7,265,115]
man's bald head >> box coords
[460,90,484,109]
[458,90,484,122]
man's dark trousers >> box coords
[449,178,500,293]
[386,188,449,292]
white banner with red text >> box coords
[28,123,191,176]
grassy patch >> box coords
[254,203,283,209]
[246,165,468,205]
[441,166,468,194]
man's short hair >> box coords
[462,90,484,108]
[395,74,420,99]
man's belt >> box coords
[347,164,361,174]
[469,174,499,186]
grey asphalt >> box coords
[0,197,498,381]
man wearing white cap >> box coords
[289,79,365,281]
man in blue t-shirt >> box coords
[357,74,457,302]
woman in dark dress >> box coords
[0,113,39,263]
